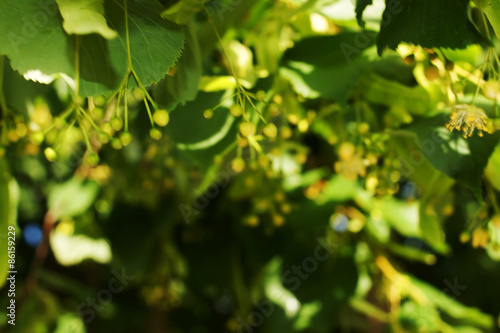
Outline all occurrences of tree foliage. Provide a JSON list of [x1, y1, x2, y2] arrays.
[[1, 0, 500, 332]]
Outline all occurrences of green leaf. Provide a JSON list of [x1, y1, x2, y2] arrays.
[[15, 288, 59, 333], [386, 241, 436, 264], [50, 230, 112, 266], [161, 0, 207, 25], [167, 90, 239, 173], [262, 257, 301, 316], [102, 0, 184, 90], [399, 300, 440, 331], [0, 0, 184, 97], [283, 168, 329, 192], [473, 0, 500, 42], [355, 0, 373, 28], [0, 0, 73, 82], [452, 327, 484, 333], [486, 221, 500, 260], [380, 197, 420, 237], [2, 58, 52, 116], [169, 91, 236, 149], [315, 175, 358, 203], [486, 142, 500, 191], [358, 73, 432, 116], [48, 177, 100, 220], [80, 0, 186, 96], [225, 40, 258, 89], [418, 170, 453, 251], [53, 313, 86, 333], [155, 23, 202, 110], [406, 114, 500, 201], [0, 158, 19, 290], [366, 217, 391, 243], [55, 0, 118, 39], [410, 276, 494, 329], [391, 133, 453, 253], [441, 45, 483, 65], [280, 33, 377, 107], [377, 0, 488, 54], [77, 34, 119, 95]]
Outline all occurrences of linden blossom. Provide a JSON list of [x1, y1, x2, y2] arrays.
[[445, 103, 489, 138]]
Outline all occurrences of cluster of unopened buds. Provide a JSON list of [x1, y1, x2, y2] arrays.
[[445, 103, 489, 138]]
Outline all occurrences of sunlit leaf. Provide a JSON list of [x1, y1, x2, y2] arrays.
[[50, 230, 112, 266], [56, 0, 118, 39], [53, 313, 86, 333], [48, 177, 99, 220], [0, 0, 184, 97]]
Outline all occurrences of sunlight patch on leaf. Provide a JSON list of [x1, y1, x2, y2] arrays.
[[50, 230, 112, 266], [263, 257, 301, 317]]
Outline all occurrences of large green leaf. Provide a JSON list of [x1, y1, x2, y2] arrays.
[[473, 0, 500, 41], [280, 33, 377, 107], [55, 0, 117, 39], [0, 0, 73, 82], [0, 0, 184, 97], [102, 0, 184, 90], [406, 114, 500, 201], [377, 0, 488, 54], [167, 90, 239, 175], [154, 23, 202, 110]]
